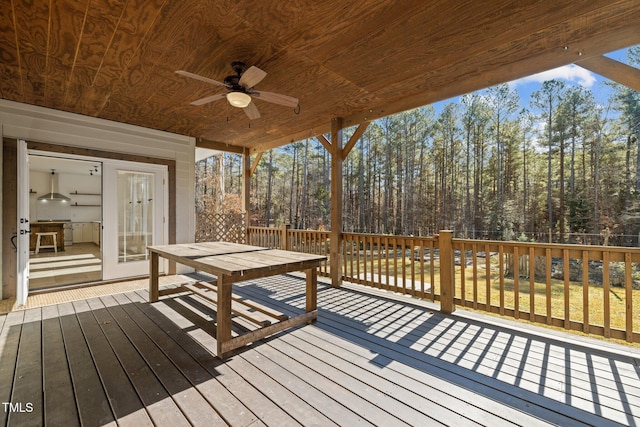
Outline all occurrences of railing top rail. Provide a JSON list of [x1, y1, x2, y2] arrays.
[[343, 232, 436, 241], [288, 229, 330, 235], [453, 238, 640, 254]]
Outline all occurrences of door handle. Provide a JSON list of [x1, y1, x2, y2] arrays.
[[11, 234, 17, 250]]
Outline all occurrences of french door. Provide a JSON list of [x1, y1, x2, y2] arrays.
[[102, 161, 167, 280], [17, 140, 30, 305]]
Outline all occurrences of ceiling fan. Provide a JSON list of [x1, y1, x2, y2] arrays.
[[176, 61, 299, 120]]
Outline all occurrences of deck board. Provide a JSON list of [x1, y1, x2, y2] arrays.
[[8, 309, 43, 426], [41, 305, 79, 427], [86, 296, 190, 426], [322, 291, 640, 418], [108, 292, 260, 427], [58, 301, 118, 427], [1, 274, 639, 426], [73, 299, 153, 427], [0, 311, 24, 427]]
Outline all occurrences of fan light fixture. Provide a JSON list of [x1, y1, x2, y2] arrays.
[[226, 91, 251, 108]]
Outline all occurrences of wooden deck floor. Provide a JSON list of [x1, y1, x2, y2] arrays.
[[1, 274, 639, 426]]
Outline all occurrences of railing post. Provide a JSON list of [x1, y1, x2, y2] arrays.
[[281, 223, 290, 250], [439, 230, 455, 314]]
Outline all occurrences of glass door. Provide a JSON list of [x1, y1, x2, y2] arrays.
[[102, 161, 167, 280]]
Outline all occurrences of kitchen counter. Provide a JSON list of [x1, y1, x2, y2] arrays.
[[30, 222, 65, 252]]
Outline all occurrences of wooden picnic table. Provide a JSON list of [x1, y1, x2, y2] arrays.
[[148, 242, 327, 359]]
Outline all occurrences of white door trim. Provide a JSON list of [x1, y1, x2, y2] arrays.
[[17, 139, 30, 305]]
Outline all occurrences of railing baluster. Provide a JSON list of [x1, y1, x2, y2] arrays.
[[377, 235, 383, 290], [546, 248, 552, 324], [371, 235, 377, 290], [400, 237, 406, 294], [485, 244, 491, 312], [582, 250, 589, 333], [429, 240, 435, 302], [420, 242, 425, 298], [529, 247, 535, 322], [603, 251, 610, 338], [362, 235, 368, 287], [499, 245, 505, 315], [513, 246, 519, 319], [625, 253, 633, 342], [472, 243, 478, 310], [385, 236, 391, 291], [564, 249, 570, 329], [410, 238, 416, 297]]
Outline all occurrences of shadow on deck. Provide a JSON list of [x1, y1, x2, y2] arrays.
[[1, 274, 639, 426]]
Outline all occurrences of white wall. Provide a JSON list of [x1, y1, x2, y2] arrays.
[[1, 99, 196, 280], [30, 171, 102, 222]]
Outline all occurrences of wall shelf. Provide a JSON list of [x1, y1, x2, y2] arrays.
[[72, 191, 101, 196], [71, 202, 101, 207]]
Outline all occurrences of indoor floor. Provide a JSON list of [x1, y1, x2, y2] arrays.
[[29, 243, 102, 290]]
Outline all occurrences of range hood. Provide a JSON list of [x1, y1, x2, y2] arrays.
[[37, 169, 71, 202]]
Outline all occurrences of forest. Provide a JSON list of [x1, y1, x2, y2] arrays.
[[196, 48, 640, 246]]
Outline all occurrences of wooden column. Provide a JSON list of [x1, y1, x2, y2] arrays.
[[242, 150, 251, 242], [330, 118, 344, 287], [281, 223, 290, 250], [439, 230, 456, 314]]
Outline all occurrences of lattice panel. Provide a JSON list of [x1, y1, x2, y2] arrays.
[[196, 212, 246, 244]]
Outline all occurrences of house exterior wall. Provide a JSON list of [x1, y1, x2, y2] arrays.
[[0, 99, 196, 297], [0, 124, 3, 300]]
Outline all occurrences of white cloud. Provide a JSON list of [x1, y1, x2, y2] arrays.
[[509, 64, 597, 88]]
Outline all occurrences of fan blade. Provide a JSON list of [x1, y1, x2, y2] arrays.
[[176, 70, 226, 87], [251, 91, 299, 108], [243, 101, 261, 120], [191, 93, 227, 106], [239, 66, 267, 88]]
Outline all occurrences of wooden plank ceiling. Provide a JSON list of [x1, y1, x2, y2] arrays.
[[1, 0, 640, 154]]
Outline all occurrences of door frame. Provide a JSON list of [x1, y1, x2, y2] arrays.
[[2, 139, 177, 300], [17, 140, 29, 305]]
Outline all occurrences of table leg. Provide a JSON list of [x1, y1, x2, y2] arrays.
[[149, 251, 159, 302], [216, 275, 232, 358], [306, 267, 317, 323]]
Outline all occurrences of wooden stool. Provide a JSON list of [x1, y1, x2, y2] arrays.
[[35, 232, 57, 254]]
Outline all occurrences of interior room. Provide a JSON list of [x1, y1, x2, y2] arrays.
[[28, 155, 102, 290]]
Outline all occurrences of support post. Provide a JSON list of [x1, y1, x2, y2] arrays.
[[330, 118, 344, 287], [439, 230, 455, 314], [242, 150, 251, 243], [281, 223, 290, 250]]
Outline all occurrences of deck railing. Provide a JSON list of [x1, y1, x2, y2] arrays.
[[246, 226, 640, 343]]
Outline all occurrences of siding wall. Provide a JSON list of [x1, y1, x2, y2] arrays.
[[0, 100, 196, 296]]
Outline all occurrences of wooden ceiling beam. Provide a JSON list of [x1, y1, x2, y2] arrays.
[[576, 55, 640, 92], [316, 134, 332, 152], [196, 138, 245, 154], [342, 26, 640, 128], [249, 151, 263, 177], [249, 124, 331, 154], [342, 122, 369, 160]]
